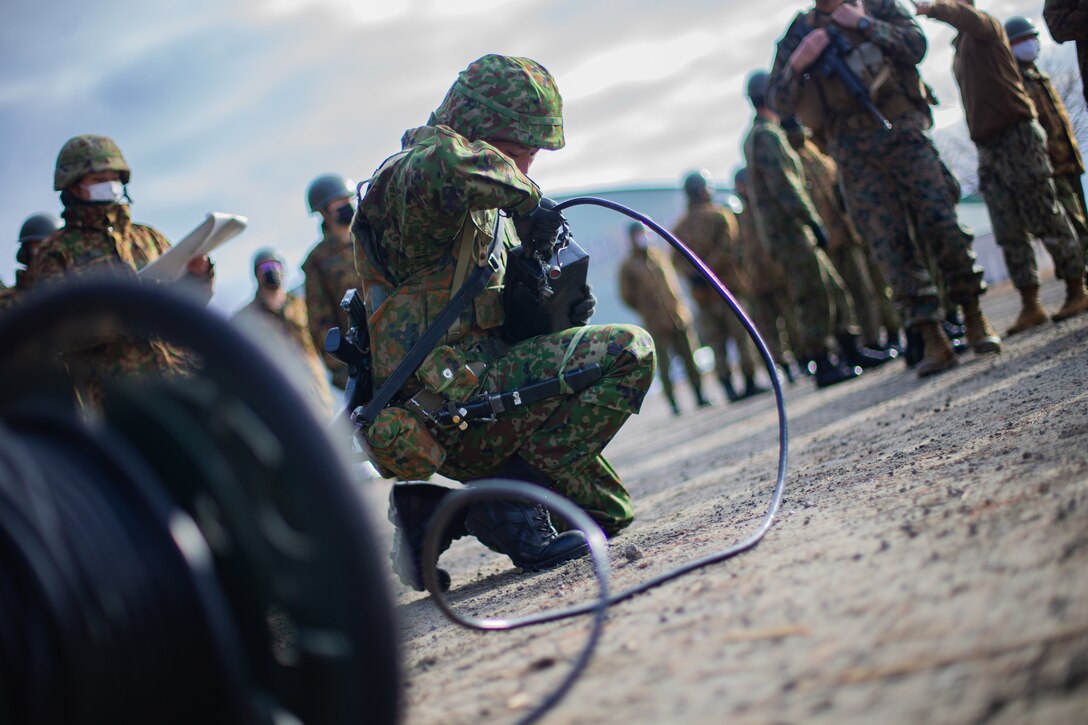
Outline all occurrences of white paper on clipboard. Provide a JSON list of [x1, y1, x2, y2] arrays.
[[138, 212, 248, 282]]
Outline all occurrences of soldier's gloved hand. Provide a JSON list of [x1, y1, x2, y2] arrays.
[[569, 284, 596, 326], [810, 224, 830, 250], [514, 197, 566, 255]]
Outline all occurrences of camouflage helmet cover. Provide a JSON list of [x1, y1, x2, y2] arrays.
[[429, 54, 565, 150], [1004, 15, 1038, 42], [683, 169, 714, 198], [18, 212, 62, 244], [54, 135, 131, 191], [253, 246, 287, 272]]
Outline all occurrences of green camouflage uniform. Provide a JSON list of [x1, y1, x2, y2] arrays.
[[234, 292, 335, 416], [356, 55, 654, 533], [743, 115, 859, 359], [1017, 59, 1088, 259], [768, 0, 987, 327], [302, 227, 359, 389], [735, 198, 798, 365], [618, 245, 701, 409], [28, 203, 212, 407], [795, 137, 886, 345], [672, 200, 760, 380]]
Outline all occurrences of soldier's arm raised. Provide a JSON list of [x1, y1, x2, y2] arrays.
[[865, 0, 927, 64], [1043, 0, 1088, 43], [918, 0, 1003, 42]]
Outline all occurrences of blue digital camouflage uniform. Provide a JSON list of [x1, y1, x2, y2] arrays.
[[355, 55, 654, 533]]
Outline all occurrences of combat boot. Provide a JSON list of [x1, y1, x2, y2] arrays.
[[739, 375, 770, 399], [960, 297, 1001, 354], [811, 351, 862, 389], [694, 384, 713, 408], [902, 328, 923, 368], [836, 332, 897, 369], [1052, 278, 1088, 322], [388, 482, 468, 592], [465, 497, 588, 572], [915, 321, 958, 378], [1006, 286, 1049, 335], [719, 374, 740, 403]]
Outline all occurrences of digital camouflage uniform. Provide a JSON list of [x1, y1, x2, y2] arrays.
[[768, 0, 987, 328], [743, 115, 859, 359], [356, 56, 654, 533], [234, 292, 335, 416], [1017, 59, 1088, 258], [672, 199, 761, 381], [794, 136, 887, 346], [1043, 0, 1088, 105], [927, 0, 1083, 291], [29, 203, 210, 407], [618, 244, 702, 411], [735, 196, 799, 365], [302, 228, 359, 389]]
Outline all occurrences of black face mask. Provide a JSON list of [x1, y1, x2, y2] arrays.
[[335, 203, 355, 227], [260, 266, 283, 290]]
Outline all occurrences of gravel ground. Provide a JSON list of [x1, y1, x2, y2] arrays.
[[358, 274, 1088, 725]]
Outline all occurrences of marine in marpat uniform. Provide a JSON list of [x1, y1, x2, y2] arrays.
[[671, 171, 768, 401], [0, 213, 61, 312], [916, 0, 1088, 333], [27, 134, 214, 407], [743, 71, 892, 388], [233, 247, 335, 417], [302, 173, 360, 390], [768, 0, 1000, 378], [1006, 15, 1088, 297], [618, 221, 710, 415], [354, 55, 655, 590]]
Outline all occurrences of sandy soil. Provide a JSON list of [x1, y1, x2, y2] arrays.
[[359, 274, 1088, 725]]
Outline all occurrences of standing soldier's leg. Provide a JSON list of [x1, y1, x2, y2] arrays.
[[1054, 173, 1088, 259], [696, 305, 738, 402], [831, 243, 884, 348], [724, 307, 767, 396], [651, 328, 680, 414], [818, 227, 893, 369], [672, 325, 709, 407]]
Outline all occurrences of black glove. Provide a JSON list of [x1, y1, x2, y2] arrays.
[[810, 223, 829, 250], [514, 197, 566, 256], [569, 284, 596, 326]]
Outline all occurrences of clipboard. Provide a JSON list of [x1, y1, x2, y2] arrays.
[[138, 212, 248, 282]]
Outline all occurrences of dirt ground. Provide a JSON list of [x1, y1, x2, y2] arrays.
[[359, 274, 1088, 725]]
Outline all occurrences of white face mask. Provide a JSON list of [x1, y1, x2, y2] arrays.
[[1012, 38, 1040, 63], [84, 179, 124, 203]]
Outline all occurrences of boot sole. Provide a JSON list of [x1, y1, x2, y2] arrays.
[[917, 357, 959, 378], [970, 339, 1002, 354]]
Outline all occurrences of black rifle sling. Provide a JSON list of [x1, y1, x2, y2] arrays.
[[356, 213, 504, 428]]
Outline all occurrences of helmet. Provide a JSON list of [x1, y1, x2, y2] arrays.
[[430, 54, 564, 150], [628, 222, 646, 237], [307, 174, 355, 214], [746, 70, 769, 104], [18, 213, 62, 244], [253, 247, 287, 272], [683, 169, 714, 199], [1004, 15, 1038, 42], [54, 135, 131, 191], [733, 167, 748, 190]]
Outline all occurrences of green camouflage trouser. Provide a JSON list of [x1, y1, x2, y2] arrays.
[[647, 323, 702, 410], [831, 114, 986, 327], [830, 243, 883, 346], [1054, 173, 1088, 262], [436, 324, 655, 534], [695, 298, 759, 380], [979, 119, 1083, 289], [747, 289, 798, 366]]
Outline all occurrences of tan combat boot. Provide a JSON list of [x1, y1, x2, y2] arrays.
[[916, 321, 958, 378], [961, 297, 1002, 354], [1006, 286, 1049, 336], [1052, 278, 1088, 322]]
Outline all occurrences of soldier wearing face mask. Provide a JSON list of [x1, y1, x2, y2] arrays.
[[26, 134, 215, 407], [301, 174, 361, 390], [0, 213, 62, 312], [1006, 15, 1087, 286], [234, 248, 334, 415]]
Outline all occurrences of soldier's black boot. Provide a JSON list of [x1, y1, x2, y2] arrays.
[[836, 332, 897, 370], [903, 328, 923, 368], [694, 384, 713, 408], [739, 375, 770, 399], [777, 361, 797, 384], [388, 482, 468, 592], [811, 351, 861, 389], [719, 374, 740, 403], [465, 496, 589, 572]]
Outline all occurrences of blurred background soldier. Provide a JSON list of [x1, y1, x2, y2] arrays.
[[302, 173, 358, 390], [743, 71, 892, 388], [0, 212, 61, 311], [619, 221, 710, 415], [782, 116, 900, 354], [1043, 0, 1088, 105], [917, 1, 1088, 333], [233, 247, 335, 416], [1006, 15, 1087, 285], [733, 167, 801, 383], [768, 0, 1000, 378], [672, 170, 767, 402], [27, 134, 214, 407]]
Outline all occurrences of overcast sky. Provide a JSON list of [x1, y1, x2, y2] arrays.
[[0, 0, 1048, 311]]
